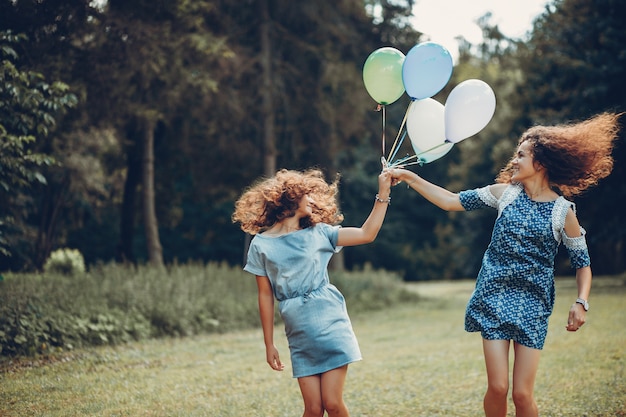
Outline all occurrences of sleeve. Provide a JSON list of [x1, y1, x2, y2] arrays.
[[243, 238, 267, 276], [562, 227, 591, 269], [318, 223, 342, 253], [459, 186, 498, 211]]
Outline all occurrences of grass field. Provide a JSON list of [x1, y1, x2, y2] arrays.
[[1, 277, 624, 416]]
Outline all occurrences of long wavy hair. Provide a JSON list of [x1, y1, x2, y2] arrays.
[[232, 168, 344, 234], [496, 112, 622, 197]]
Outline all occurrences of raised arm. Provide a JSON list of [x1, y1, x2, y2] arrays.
[[337, 170, 392, 247], [391, 168, 464, 212]]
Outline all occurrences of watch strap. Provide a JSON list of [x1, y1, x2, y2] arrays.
[[575, 297, 589, 311]]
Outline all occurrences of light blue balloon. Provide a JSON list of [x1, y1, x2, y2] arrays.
[[402, 42, 453, 100]]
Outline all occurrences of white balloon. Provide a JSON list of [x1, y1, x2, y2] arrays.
[[444, 79, 496, 143], [406, 98, 454, 163]]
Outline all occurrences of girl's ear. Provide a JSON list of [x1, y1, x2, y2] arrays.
[[534, 160, 546, 173]]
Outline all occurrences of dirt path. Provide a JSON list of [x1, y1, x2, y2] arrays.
[[406, 275, 626, 299], [406, 279, 476, 299]]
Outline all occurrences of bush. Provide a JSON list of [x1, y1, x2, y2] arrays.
[[332, 263, 419, 313], [0, 262, 419, 358], [43, 248, 86, 276]]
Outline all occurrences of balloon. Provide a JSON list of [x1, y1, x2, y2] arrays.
[[402, 42, 453, 100], [406, 98, 454, 163], [444, 79, 496, 143], [362, 47, 406, 105]]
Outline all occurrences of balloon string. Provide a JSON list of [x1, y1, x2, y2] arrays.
[[388, 131, 406, 164], [389, 154, 417, 167], [388, 142, 450, 167], [394, 159, 425, 168], [416, 142, 449, 156], [385, 102, 410, 163], [381, 105, 386, 158]]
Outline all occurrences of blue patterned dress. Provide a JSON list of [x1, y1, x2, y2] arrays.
[[459, 184, 590, 349], [244, 223, 362, 378]]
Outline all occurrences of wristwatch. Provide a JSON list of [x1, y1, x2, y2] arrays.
[[575, 298, 589, 311]]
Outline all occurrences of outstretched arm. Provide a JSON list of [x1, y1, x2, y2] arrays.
[[337, 170, 392, 247], [256, 276, 284, 371], [391, 168, 464, 212]]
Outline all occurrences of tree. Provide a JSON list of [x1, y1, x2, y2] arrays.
[[0, 31, 77, 265], [77, 0, 228, 266]]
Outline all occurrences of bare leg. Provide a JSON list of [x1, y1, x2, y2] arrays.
[[321, 365, 350, 417], [298, 374, 324, 417], [512, 342, 540, 417], [482, 339, 511, 417]]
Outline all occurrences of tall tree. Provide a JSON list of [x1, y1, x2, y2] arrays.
[[259, 0, 276, 177], [78, 0, 228, 266]]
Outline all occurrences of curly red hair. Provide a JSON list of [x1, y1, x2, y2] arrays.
[[497, 112, 622, 197], [232, 168, 344, 234]]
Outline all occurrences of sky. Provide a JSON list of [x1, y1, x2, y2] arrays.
[[411, 0, 551, 62]]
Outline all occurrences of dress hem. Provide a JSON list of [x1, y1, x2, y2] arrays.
[[291, 357, 362, 378]]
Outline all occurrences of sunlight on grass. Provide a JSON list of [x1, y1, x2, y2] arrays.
[[1, 277, 624, 416]]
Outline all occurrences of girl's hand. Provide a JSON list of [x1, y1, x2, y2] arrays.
[[378, 169, 392, 196], [565, 303, 586, 332], [266, 345, 284, 371], [390, 168, 414, 186]]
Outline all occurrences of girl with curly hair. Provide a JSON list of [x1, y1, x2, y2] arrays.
[[390, 112, 621, 417], [232, 167, 392, 417]]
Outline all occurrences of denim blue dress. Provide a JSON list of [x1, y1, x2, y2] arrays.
[[459, 184, 590, 349], [244, 223, 362, 378]]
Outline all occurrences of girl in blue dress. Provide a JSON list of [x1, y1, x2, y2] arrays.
[[232, 167, 392, 417], [391, 112, 621, 417]]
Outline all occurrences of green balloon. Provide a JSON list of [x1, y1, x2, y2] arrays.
[[363, 47, 406, 105]]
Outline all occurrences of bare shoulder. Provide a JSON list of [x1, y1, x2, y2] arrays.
[[563, 207, 582, 237], [487, 183, 508, 199]]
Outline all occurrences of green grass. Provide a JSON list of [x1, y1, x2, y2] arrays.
[[1, 276, 624, 416]]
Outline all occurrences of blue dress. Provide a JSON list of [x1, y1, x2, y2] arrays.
[[459, 184, 590, 349], [244, 223, 362, 378]]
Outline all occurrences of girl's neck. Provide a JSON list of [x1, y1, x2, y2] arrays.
[[523, 179, 554, 201], [265, 218, 301, 236]]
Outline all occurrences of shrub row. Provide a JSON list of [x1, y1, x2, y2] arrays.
[[0, 262, 418, 358]]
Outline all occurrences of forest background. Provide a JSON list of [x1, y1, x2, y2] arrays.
[[1, 0, 625, 281]]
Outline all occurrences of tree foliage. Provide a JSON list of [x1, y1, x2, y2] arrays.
[[0, 0, 624, 279], [0, 31, 77, 260]]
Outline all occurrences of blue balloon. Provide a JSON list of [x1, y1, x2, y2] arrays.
[[402, 42, 453, 100]]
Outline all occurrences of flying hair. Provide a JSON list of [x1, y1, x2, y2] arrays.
[[497, 112, 622, 197], [232, 168, 344, 234]]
